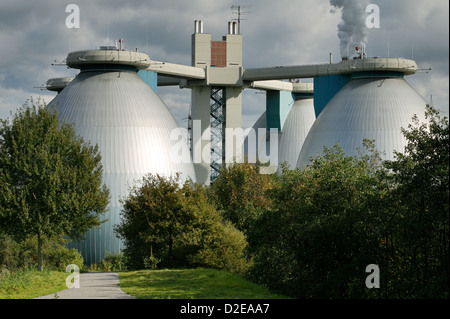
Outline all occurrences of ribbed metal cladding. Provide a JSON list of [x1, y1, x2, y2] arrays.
[[244, 111, 267, 164], [245, 98, 315, 169], [278, 98, 315, 168], [48, 69, 196, 265], [297, 76, 428, 168]]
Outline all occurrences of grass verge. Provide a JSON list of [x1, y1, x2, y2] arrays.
[[118, 268, 288, 299], [0, 269, 68, 299]]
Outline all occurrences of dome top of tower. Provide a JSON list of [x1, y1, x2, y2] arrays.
[[66, 40, 151, 70]]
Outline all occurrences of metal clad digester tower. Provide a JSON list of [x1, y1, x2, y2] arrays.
[[297, 59, 429, 168], [277, 89, 316, 169], [47, 46, 196, 265], [191, 20, 243, 184], [245, 82, 316, 170]]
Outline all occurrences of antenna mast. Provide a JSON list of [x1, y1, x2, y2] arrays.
[[231, 5, 251, 34]]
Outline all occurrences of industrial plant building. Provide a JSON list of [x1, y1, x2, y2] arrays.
[[47, 48, 196, 264], [47, 20, 428, 265]]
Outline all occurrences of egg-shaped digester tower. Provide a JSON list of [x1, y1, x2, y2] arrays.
[[297, 73, 428, 168], [48, 48, 196, 265], [278, 97, 316, 168], [245, 96, 315, 170]]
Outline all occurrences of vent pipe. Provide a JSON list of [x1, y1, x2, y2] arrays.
[[194, 20, 204, 34], [228, 21, 239, 34]]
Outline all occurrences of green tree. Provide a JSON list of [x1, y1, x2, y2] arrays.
[[116, 173, 250, 272], [0, 234, 85, 272], [208, 161, 274, 234], [247, 106, 449, 299], [247, 143, 385, 298], [384, 105, 449, 298], [183, 181, 251, 274], [115, 173, 191, 268], [0, 99, 109, 271]]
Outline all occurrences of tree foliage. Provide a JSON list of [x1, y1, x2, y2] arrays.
[[115, 173, 250, 273], [0, 99, 109, 270], [208, 161, 274, 234], [1, 98, 447, 299], [246, 106, 449, 299], [0, 234, 85, 272], [383, 105, 449, 297], [248, 143, 384, 298]]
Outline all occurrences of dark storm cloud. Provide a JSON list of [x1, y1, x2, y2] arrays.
[[0, 0, 448, 123]]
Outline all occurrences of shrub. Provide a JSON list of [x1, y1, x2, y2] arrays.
[[208, 162, 274, 234], [0, 234, 36, 272], [116, 174, 252, 273], [0, 234, 84, 272], [88, 253, 128, 272], [190, 221, 252, 275], [247, 144, 385, 298], [44, 243, 85, 271], [143, 255, 161, 270]]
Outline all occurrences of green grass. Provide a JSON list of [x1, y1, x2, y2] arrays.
[[0, 269, 68, 299], [0, 267, 288, 299], [118, 268, 288, 299]]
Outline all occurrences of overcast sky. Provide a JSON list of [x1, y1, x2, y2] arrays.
[[0, 0, 448, 128]]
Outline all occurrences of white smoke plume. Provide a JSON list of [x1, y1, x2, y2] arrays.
[[330, 0, 370, 59]]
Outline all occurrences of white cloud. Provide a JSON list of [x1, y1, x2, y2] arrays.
[[0, 85, 57, 120], [158, 88, 192, 127]]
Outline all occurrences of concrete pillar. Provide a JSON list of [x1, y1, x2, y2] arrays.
[[224, 33, 243, 166], [191, 29, 212, 185], [191, 86, 211, 185], [224, 87, 243, 165]]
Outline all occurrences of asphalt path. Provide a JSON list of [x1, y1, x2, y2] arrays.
[[34, 272, 136, 299]]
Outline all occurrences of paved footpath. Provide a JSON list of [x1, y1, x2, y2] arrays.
[[35, 272, 136, 299]]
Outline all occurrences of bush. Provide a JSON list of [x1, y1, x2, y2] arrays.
[[208, 162, 274, 234], [44, 243, 85, 271], [88, 253, 128, 272], [246, 107, 449, 299], [0, 234, 37, 272], [0, 234, 84, 272], [247, 144, 385, 298], [143, 255, 161, 270], [116, 174, 252, 273], [190, 221, 252, 275]]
